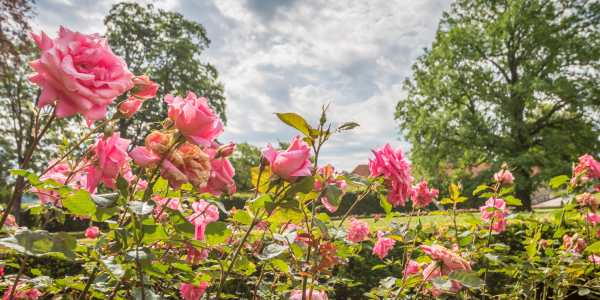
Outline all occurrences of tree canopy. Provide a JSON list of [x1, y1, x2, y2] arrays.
[[396, 0, 600, 209], [104, 2, 226, 143]]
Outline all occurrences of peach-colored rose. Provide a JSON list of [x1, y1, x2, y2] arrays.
[[29, 26, 133, 122], [131, 75, 158, 99]]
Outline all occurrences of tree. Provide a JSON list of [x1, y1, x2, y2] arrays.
[[104, 2, 226, 143], [396, 0, 600, 210], [0, 0, 34, 75], [230, 143, 262, 192]]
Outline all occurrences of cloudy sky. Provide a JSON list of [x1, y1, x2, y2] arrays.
[[33, 0, 452, 171]]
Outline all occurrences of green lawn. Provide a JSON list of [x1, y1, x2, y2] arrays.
[[346, 208, 559, 231]]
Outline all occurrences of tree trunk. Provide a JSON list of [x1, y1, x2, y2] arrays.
[[514, 166, 533, 211]]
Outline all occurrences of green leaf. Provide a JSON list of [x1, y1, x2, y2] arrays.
[[233, 210, 253, 225], [0, 229, 76, 260], [275, 112, 312, 137], [499, 186, 514, 196], [585, 241, 600, 253], [286, 176, 315, 197], [257, 243, 288, 260], [504, 195, 522, 206], [128, 201, 154, 216], [101, 257, 125, 279], [472, 185, 489, 196], [337, 121, 360, 132], [323, 184, 343, 207], [142, 224, 169, 243], [271, 259, 289, 273], [549, 175, 569, 189], [448, 271, 484, 288], [91, 193, 118, 208], [249, 194, 273, 214], [63, 190, 96, 217], [379, 195, 392, 216], [204, 221, 231, 246]]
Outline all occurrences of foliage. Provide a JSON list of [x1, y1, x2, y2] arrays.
[[230, 143, 262, 193], [396, 0, 600, 210]]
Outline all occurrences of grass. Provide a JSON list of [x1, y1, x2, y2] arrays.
[[346, 208, 559, 231]]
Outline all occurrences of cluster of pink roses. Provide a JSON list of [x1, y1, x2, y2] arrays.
[[372, 231, 397, 259], [572, 154, 600, 186], [130, 92, 235, 195], [346, 218, 370, 243], [369, 144, 439, 208], [419, 244, 472, 296]]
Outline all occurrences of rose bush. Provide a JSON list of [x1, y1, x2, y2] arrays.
[[0, 25, 599, 300]]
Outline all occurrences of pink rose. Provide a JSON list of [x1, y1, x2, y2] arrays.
[[479, 198, 509, 233], [403, 260, 420, 278], [179, 282, 208, 300], [203, 157, 236, 196], [131, 75, 158, 99], [314, 164, 347, 213], [419, 244, 472, 274], [347, 218, 369, 243], [576, 193, 598, 212], [262, 136, 312, 182], [86, 133, 131, 192], [563, 234, 587, 254], [289, 290, 328, 300], [85, 226, 100, 239], [152, 196, 182, 222], [411, 180, 438, 208], [2, 285, 42, 300], [586, 212, 600, 226], [493, 169, 514, 185], [130, 133, 212, 190], [372, 231, 396, 259], [215, 142, 236, 158], [186, 245, 209, 265], [5, 215, 17, 227], [188, 200, 220, 241], [369, 144, 413, 206], [29, 26, 133, 122], [572, 154, 600, 184], [32, 160, 86, 206], [589, 254, 600, 265], [165, 92, 223, 146], [118, 96, 143, 118]]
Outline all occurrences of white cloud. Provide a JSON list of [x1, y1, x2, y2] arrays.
[[33, 0, 451, 170]]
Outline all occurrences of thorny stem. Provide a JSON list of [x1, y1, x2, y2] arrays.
[[9, 258, 27, 300], [78, 265, 98, 300], [337, 183, 374, 229]]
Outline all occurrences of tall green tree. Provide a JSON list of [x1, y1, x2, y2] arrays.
[[104, 2, 226, 143], [396, 0, 600, 210], [230, 143, 262, 192]]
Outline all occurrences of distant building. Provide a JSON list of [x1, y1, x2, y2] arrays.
[[351, 164, 369, 177]]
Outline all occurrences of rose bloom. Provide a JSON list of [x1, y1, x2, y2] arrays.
[[2, 285, 42, 300], [576, 193, 598, 212], [202, 154, 236, 196], [289, 290, 328, 300], [29, 26, 133, 122], [215, 142, 236, 158], [166, 92, 223, 146], [118, 96, 143, 118], [369, 144, 413, 206], [32, 160, 86, 206], [130, 134, 212, 190], [493, 169, 514, 185], [314, 164, 347, 212], [262, 136, 312, 182], [86, 133, 131, 192], [5, 215, 17, 227], [411, 180, 439, 208], [186, 245, 209, 265], [85, 226, 100, 239], [479, 198, 509, 233], [403, 260, 421, 278], [563, 234, 586, 254], [188, 200, 220, 241], [179, 282, 208, 300], [419, 244, 471, 274], [586, 213, 600, 226], [373, 231, 396, 259], [589, 254, 600, 265], [131, 75, 158, 99], [152, 196, 183, 222], [572, 154, 600, 184], [347, 218, 369, 243]]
